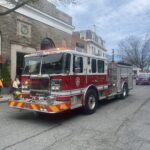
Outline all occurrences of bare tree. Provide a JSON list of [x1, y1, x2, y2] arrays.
[[0, 0, 77, 16], [118, 35, 150, 71]]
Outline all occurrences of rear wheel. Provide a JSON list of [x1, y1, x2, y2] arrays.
[[83, 89, 98, 114], [120, 84, 128, 99]]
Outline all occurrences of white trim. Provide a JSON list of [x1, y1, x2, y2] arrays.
[[51, 90, 83, 96], [97, 86, 103, 90], [0, 1, 74, 34], [25, 49, 107, 60], [51, 85, 108, 96], [103, 85, 108, 89]]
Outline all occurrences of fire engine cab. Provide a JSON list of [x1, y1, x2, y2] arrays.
[[8, 48, 133, 114]]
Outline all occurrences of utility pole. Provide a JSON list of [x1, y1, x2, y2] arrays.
[[112, 49, 114, 62], [93, 24, 96, 33]]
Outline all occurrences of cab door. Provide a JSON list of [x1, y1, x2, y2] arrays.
[[70, 55, 86, 90]]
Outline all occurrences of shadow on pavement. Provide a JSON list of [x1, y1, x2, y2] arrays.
[[7, 94, 133, 126]]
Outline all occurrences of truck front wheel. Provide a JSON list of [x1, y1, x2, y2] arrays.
[[83, 89, 98, 114]]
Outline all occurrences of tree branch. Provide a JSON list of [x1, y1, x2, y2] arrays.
[[118, 35, 150, 70], [0, 0, 35, 16]]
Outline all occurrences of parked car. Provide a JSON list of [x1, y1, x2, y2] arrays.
[[136, 74, 150, 85]]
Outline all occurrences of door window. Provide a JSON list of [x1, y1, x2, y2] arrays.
[[73, 55, 83, 73]]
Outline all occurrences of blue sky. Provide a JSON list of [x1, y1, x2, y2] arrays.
[[49, 0, 150, 54]]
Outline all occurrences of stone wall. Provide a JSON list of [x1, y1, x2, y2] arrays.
[[0, 7, 71, 60], [0, 0, 73, 79]]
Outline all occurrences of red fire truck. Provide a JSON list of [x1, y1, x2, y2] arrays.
[[8, 48, 133, 114]]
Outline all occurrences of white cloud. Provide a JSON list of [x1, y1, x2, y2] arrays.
[[53, 0, 150, 53]]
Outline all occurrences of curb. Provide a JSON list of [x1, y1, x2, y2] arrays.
[[0, 99, 9, 103], [0, 95, 12, 103]]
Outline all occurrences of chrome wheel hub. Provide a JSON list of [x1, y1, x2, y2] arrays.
[[88, 95, 96, 110], [123, 88, 126, 97]]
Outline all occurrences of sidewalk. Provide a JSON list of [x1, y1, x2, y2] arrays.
[[0, 87, 12, 103], [0, 94, 12, 103]]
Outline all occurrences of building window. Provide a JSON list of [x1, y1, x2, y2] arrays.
[[41, 38, 55, 50], [86, 30, 92, 39], [92, 46, 96, 55], [80, 32, 85, 39], [75, 42, 84, 53], [103, 52, 105, 57], [98, 50, 102, 56], [99, 51, 102, 56]]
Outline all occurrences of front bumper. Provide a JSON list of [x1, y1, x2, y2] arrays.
[[8, 99, 71, 114]]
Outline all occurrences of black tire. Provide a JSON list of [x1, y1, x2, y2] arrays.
[[83, 89, 98, 114], [120, 84, 128, 99]]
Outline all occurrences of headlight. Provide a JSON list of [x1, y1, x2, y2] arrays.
[[22, 80, 30, 90], [51, 79, 62, 91]]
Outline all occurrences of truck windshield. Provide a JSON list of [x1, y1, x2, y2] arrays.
[[23, 53, 70, 75], [23, 56, 41, 74]]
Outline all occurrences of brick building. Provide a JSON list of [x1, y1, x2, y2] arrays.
[[74, 30, 107, 58], [0, 0, 74, 80], [71, 32, 87, 53]]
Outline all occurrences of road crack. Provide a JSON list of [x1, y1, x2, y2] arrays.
[[44, 130, 73, 150], [115, 97, 150, 136], [2, 123, 61, 150], [113, 97, 150, 149]]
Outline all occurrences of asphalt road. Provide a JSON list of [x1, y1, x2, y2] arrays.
[[0, 85, 150, 150]]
